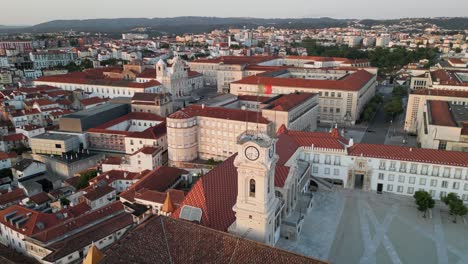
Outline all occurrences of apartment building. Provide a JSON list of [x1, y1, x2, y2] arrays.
[[29, 51, 77, 69]]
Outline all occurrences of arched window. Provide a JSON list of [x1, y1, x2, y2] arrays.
[[249, 179, 256, 197]]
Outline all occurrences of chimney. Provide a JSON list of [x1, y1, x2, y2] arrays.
[[348, 137, 354, 148], [201, 104, 205, 109]]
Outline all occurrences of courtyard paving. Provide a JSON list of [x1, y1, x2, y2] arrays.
[[276, 189, 468, 264]]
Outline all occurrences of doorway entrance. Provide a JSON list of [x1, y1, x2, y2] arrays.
[[377, 183, 383, 193], [354, 174, 364, 189]]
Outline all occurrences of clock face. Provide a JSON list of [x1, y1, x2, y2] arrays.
[[245, 146, 260, 161]]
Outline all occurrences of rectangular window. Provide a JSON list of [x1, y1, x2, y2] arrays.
[[399, 162, 407, 173], [440, 191, 447, 198], [419, 178, 426, 185], [379, 161, 386, 170], [464, 183, 468, 191], [421, 165, 428, 175], [325, 168, 330, 175], [454, 169, 462, 179], [430, 179, 437, 187], [387, 184, 393, 191], [453, 182, 459, 190], [441, 181, 448, 188], [312, 166, 318, 174], [443, 168, 450, 178], [378, 173, 384, 180], [409, 176, 416, 184], [388, 174, 395, 181], [397, 186, 403, 193], [432, 166, 439, 176], [334, 168, 340, 176], [389, 162, 396, 171], [407, 187, 414, 194], [429, 190, 436, 197], [398, 175, 405, 183]]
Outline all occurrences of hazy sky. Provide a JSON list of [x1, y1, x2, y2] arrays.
[[2, 0, 467, 25]]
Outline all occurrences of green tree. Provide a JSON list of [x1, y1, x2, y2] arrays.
[[448, 198, 468, 223], [76, 169, 98, 189], [414, 190, 435, 218], [442, 192, 459, 207], [392, 86, 408, 97], [454, 47, 462, 53], [383, 97, 403, 117]]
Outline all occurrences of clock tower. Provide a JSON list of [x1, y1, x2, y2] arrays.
[[229, 132, 280, 245]]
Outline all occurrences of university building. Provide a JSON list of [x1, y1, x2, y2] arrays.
[[230, 68, 377, 124], [172, 125, 468, 247]]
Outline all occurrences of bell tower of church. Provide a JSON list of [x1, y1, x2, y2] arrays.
[[229, 133, 280, 246]]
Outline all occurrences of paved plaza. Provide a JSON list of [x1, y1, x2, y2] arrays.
[[277, 189, 468, 264]]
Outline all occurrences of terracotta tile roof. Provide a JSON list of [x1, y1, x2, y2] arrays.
[[0, 188, 27, 206], [169, 105, 270, 124], [102, 216, 327, 264], [82, 185, 115, 201], [57, 202, 91, 218], [89, 170, 142, 186], [2, 133, 27, 142], [428, 100, 457, 127], [285, 129, 348, 150], [348, 144, 468, 167], [411, 88, 468, 98], [126, 121, 167, 140], [56, 98, 73, 106], [172, 155, 238, 231], [263, 92, 317, 111], [232, 69, 374, 92], [79, 97, 108, 106], [132, 92, 169, 102], [120, 166, 187, 202], [33, 99, 57, 106], [29, 192, 51, 205], [101, 157, 123, 165], [132, 146, 161, 155], [135, 189, 185, 205], [43, 212, 133, 262], [136, 68, 156, 79], [31, 201, 124, 243], [190, 55, 277, 65], [0, 205, 62, 236], [17, 124, 43, 131], [188, 70, 202, 77], [36, 69, 161, 88]]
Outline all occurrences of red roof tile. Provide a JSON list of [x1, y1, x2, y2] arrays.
[[233, 70, 374, 91], [0, 205, 62, 236], [169, 105, 270, 124], [0, 188, 27, 206], [348, 144, 468, 167], [120, 166, 187, 202], [428, 100, 457, 127]]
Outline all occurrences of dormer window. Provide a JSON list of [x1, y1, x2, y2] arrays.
[[249, 179, 256, 197]]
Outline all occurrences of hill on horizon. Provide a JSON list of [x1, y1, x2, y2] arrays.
[[1, 16, 467, 34]]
